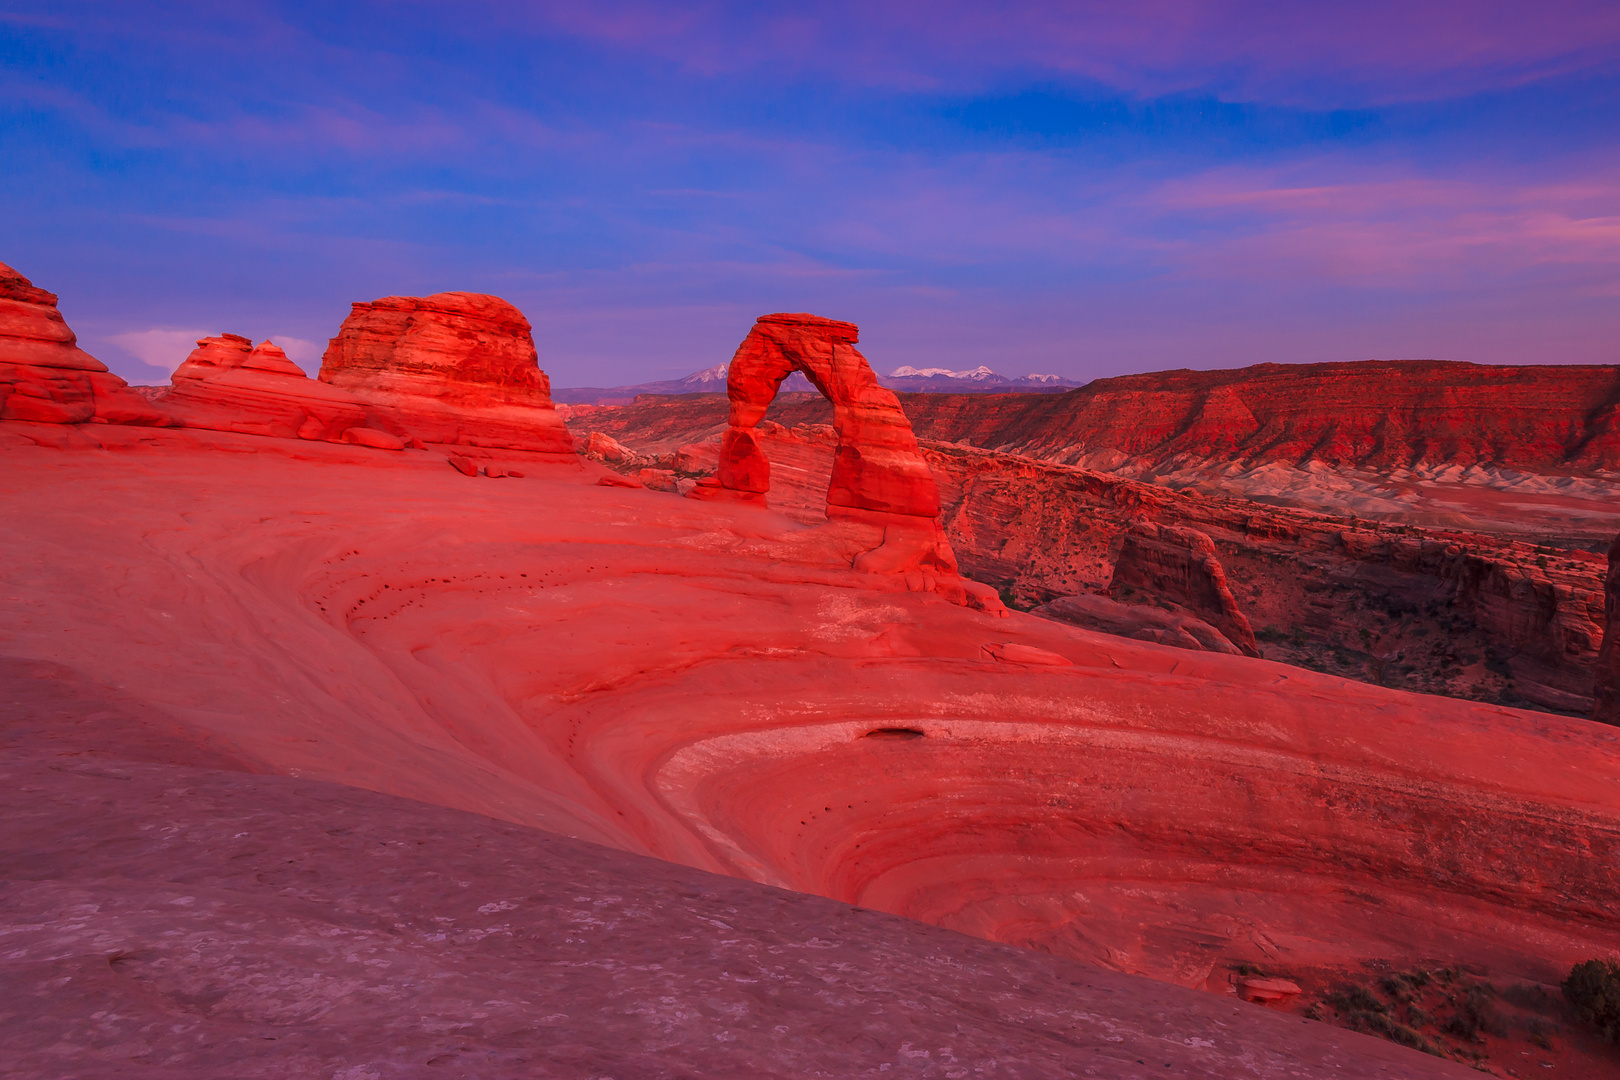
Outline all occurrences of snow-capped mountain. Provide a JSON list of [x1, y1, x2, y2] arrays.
[[554, 361, 1075, 404], [882, 365, 1079, 392]]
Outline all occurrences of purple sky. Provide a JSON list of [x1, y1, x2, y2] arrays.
[[3, 1, 1618, 386]]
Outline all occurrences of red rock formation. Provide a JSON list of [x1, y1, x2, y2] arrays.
[[693, 314, 940, 519], [0, 260, 169, 426], [1595, 533, 1620, 725], [158, 334, 372, 440], [318, 292, 572, 454], [7, 423, 1620, 1077], [889, 360, 1620, 473], [689, 314, 998, 609], [1109, 522, 1260, 656]]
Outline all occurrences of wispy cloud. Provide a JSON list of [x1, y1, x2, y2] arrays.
[[105, 327, 210, 373]]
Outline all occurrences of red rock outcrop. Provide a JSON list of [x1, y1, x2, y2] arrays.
[[1109, 521, 1260, 656], [1595, 533, 1620, 725], [158, 334, 372, 440], [692, 315, 939, 518], [890, 360, 1620, 473], [318, 292, 572, 454], [690, 314, 996, 606], [0, 260, 169, 426]]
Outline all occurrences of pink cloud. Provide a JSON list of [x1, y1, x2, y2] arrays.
[[510, 0, 1620, 104], [1143, 164, 1620, 286]]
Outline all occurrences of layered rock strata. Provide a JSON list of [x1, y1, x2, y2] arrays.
[[0, 261, 169, 426], [1109, 522, 1261, 656], [1595, 533, 1620, 725], [924, 441, 1606, 711], [890, 360, 1620, 473], [318, 292, 572, 454], [158, 334, 371, 440]]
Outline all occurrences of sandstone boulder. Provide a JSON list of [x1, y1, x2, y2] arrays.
[[160, 334, 370, 440], [0, 260, 170, 426], [318, 292, 572, 454], [1110, 522, 1260, 656], [340, 427, 405, 451]]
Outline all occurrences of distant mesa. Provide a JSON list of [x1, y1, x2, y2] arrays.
[[893, 359, 1620, 475], [0, 259, 170, 427]]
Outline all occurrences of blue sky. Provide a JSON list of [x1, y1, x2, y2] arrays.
[[3, 1, 1618, 386]]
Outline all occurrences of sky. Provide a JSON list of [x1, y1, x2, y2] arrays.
[[3, 1, 1619, 387]]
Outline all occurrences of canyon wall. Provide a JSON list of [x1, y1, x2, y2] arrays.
[[893, 360, 1620, 474], [1596, 534, 1620, 725]]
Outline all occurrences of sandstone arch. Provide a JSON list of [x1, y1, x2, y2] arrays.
[[689, 313, 1002, 612], [693, 313, 940, 519]]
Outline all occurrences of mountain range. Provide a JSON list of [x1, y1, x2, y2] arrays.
[[552, 362, 1078, 404]]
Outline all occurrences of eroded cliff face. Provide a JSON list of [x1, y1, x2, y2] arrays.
[[0, 260, 169, 427], [1108, 522, 1260, 657], [925, 440, 1607, 713], [318, 292, 572, 453], [894, 360, 1620, 474], [1595, 534, 1620, 725]]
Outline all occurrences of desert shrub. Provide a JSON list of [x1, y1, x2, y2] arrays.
[[1328, 984, 1386, 1015], [1523, 1016, 1559, 1051], [1501, 982, 1558, 1014], [1564, 959, 1620, 1044], [1342, 1009, 1445, 1057], [1445, 984, 1505, 1042], [1380, 971, 1429, 1002]]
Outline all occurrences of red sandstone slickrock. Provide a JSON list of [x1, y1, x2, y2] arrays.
[[0, 261, 169, 426], [318, 291, 572, 454]]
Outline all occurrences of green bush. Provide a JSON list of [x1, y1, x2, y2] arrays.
[[1564, 959, 1620, 1044]]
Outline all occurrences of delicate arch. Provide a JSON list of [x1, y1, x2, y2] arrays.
[[698, 313, 940, 520]]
